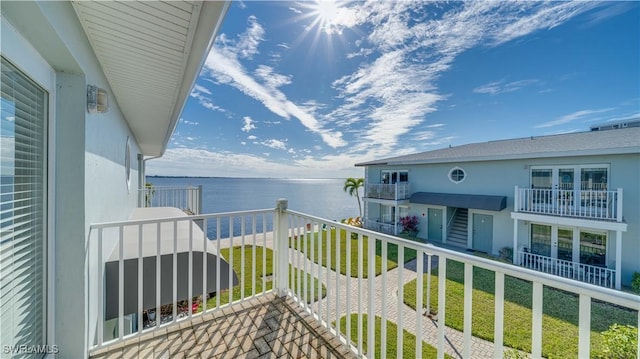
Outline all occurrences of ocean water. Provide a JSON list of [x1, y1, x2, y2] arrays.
[[146, 177, 360, 239]]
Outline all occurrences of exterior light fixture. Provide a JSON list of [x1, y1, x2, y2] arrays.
[[87, 84, 109, 113]]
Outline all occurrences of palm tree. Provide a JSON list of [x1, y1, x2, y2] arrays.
[[343, 177, 364, 218]]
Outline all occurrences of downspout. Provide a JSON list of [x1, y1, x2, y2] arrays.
[[138, 154, 161, 207]]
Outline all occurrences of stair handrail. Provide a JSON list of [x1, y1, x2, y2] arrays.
[[446, 207, 458, 232]]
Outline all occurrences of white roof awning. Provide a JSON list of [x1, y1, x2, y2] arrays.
[[71, 0, 229, 156]]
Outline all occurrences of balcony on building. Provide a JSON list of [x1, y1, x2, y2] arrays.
[[512, 183, 627, 290], [139, 185, 204, 215], [514, 185, 623, 222]]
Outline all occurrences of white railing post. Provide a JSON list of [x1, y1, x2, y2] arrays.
[[494, 272, 505, 358], [531, 281, 543, 358], [616, 188, 623, 222], [514, 186, 519, 212], [197, 185, 203, 215], [512, 220, 519, 265], [275, 199, 289, 297], [615, 231, 622, 290], [578, 294, 591, 358]]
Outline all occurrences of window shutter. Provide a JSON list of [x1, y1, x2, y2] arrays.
[[0, 56, 47, 355]]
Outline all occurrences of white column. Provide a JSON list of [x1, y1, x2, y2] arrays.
[[551, 225, 558, 260], [137, 154, 145, 207], [615, 230, 622, 290], [395, 205, 400, 235], [616, 188, 623, 222], [573, 230, 581, 273], [513, 219, 519, 265]]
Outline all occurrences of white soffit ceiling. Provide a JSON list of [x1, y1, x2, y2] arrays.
[[71, 0, 227, 156]]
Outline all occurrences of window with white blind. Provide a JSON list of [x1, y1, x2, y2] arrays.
[[0, 56, 48, 356]]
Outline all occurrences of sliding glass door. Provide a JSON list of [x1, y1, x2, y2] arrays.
[[530, 223, 607, 267]]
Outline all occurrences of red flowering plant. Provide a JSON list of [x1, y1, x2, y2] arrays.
[[399, 216, 419, 237]]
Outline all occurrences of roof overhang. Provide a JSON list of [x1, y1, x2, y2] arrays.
[[511, 212, 627, 232], [71, 0, 230, 156], [410, 192, 507, 211], [355, 147, 640, 167]]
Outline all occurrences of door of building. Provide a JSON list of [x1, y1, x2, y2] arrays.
[[427, 208, 442, 242], [472, 214, 493, 253]]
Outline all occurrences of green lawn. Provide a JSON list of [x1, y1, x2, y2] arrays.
[[337, 314, 453, 359], [291, 228, 420, 277], [403, 259, 638, 358], [205, 246, 325, 309]]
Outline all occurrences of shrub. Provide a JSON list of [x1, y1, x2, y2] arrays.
[[400, 216, 419, 232], [597, 324, 638, 359], [631, 272, 640, 294], [399, 216, 419, 237]]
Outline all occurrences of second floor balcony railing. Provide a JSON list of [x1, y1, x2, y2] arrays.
[[87, 199, 639, 359], [364, 219, 397, 235], [514, 186, 623, 222], [139, 185, 203, 215], [518, 251, 615, 288], [365, 182, 410, 201]]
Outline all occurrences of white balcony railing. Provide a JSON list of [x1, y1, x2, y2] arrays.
[[87, 199, 639, 359], [514, 186, 623, 222], [364, 219, 397, 235], [365, 182, 410, 201], [518, 251, 615, 288], [139, 185, 203, 215]]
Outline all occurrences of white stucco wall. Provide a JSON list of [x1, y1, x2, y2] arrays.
[[2, 1, 142, 357], [365, 151, 640, 285]]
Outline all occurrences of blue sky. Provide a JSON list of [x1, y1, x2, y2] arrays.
[[147, 1, 640, 178]]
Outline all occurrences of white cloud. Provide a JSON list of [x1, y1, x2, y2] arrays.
[[241, 116, 256, 132], [260, 139, 287, 150], [255, 65, 292, 90], [585, 2, 636, 26], [146, 147, 374, 179], [168, 2, 612, 178], [181, 118, 199, 126], [236, 15, 265, 59], [473, 79, 540, 95], [190, 84, 226, 112], [413, 131, 436, 141], [492, 2, 601, 45], [323, 1, 598, 158], [535, 108, 614, 128], [204, 17, 346, 148], [192, 84, 211, 95]]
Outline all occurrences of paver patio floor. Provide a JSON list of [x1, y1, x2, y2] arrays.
[[90, 294, 357, 359]]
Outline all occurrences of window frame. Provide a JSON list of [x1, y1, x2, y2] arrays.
[[448, 166, 466, 184], [1, 16, 57, 350]]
